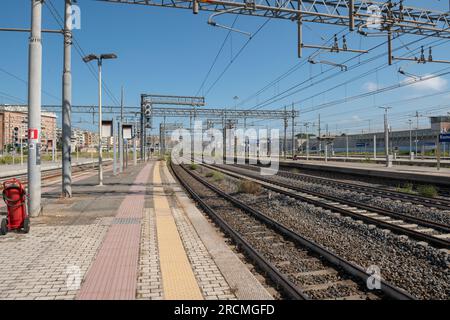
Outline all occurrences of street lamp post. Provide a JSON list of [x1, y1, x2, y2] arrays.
[[304, 122, 311, 160], [83, 53, 117, 186], [408, 119, 413, 160], [379, 106, 392, 167]]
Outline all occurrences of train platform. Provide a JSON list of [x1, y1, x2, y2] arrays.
[[0, 160, 271, 300], [278, 158, 450, 186]]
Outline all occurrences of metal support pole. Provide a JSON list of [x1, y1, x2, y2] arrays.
[[387, 30, 393, 65], [373, 135, 377, 159], [160, 123, 163, 157], [306, 125, 310, 160], [28, 0, 42, 217], [436, 135, 441, 171], [190, 112, 193, 163], [222, 113, 226, 161], [113, 121, 117, 175], [346, 134, 349, 159], [283, 106, 287, 160], [52, 126, 56, 162], [291, 104, 295, 157], [98, 60, 103, 186], [163, 115, 166, 155], [20, 126, 23, 166], [244, 117, 247, 162], [349, 0, 355, 31], [133, 136, 137, 166], [409, 120, 413, 159], [62, 0, 72, 197], [297, 0, 303, 58], [384, 110, 390, 167], [119, 87, 124, 171], [415, 111, 419, 155], [318, 114, 321, 157], [125, 140, 129, 168], [140, 95, 144, 161]]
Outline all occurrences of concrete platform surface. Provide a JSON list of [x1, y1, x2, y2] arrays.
[[0, 160, 271, 300], [278, 159, 450, 186]]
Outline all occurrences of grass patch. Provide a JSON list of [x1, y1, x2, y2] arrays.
[[189, 163, 198, 170], [237, 180, 262, 195], [212, 172, 224, 182], [205, 171, 214, 178], [417, 185, 438, 198], [396, 183, 414, 194], [204, 170, 225, 182]]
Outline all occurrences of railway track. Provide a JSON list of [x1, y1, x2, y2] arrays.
[[0, 161, 110, 191], [170, 162, 415, 300], [256, 164, 450, 210], [208, 164, 450, 250]]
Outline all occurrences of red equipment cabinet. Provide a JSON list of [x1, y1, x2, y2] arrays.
[[1, 178, 30, 235]]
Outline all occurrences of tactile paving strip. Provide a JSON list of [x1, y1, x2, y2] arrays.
[[153, 162, 203, 300]]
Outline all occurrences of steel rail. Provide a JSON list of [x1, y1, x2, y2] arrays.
[[208, 164, 450, 249], [249, 164, 450, 211], [0, 161, 112, 191], [173, 162, 416, 300], [170, 162, 308, 300]]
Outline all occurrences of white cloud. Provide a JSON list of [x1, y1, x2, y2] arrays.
[[406, 75, 448, 92], [362, 81, 379, 92]]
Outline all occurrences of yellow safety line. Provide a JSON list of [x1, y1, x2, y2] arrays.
[[153, 161, 203, 300]]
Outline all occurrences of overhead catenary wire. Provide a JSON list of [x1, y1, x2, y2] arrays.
[[45, 0, 121, 106], [0, 67, 60, 103], [195, 15, 239, 97], [203, 17, 272, 97], [250, 34, 447, 111], [202, 0, 296, 98], [0, 91, 27, 104], [293, 39, 449, 108], [300, 66, 450, 114], [249, 37, 450, 128], [249, 19, 450, 113], [237, 27, 350, 108]]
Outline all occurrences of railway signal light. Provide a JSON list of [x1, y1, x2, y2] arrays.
[[144, 104, 151, 118], [143, 103, 152, 128], [13, 127, 19, 148]]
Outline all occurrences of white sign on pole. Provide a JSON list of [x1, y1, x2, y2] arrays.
[[102, 120, 113, 137], [122, 124, 133, 140]]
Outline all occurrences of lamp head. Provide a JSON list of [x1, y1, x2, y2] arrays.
[[82, 54, 98, 63]]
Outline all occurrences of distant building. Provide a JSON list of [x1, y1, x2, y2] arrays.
[[0, 105, 57, 152], [302, 116, 450, 154], [83, 131, 98, 148]]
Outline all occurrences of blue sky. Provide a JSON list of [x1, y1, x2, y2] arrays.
[[0, 0, 449, 135]]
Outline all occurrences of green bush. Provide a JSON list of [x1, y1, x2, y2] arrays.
[[189, 163, 198, 170], [417, 185, 438, 198]]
